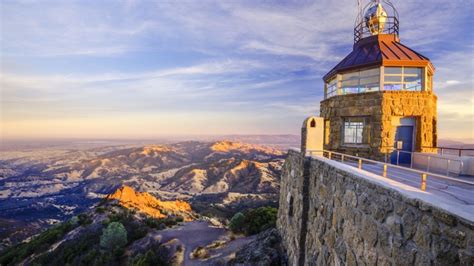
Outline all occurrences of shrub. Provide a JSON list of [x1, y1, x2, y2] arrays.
[[100, 222, 127, 251], [78, 213, 93, 226], [69, 216, 79, 225], [0, 221, 76, 265], [243, 207, 277, 235], [128, 246, 170, 266], [227, 207, 278, 236], [95, 206, 106, 213], [229, 212, 246, 233], [32, 230, 101, 265], [144, 216, 183, 229]]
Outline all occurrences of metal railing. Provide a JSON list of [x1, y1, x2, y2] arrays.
[[385, 149, 464, 177], [438, 147, 474, 157], [354, 16, 399, 43], [304, 149, 474, 191]]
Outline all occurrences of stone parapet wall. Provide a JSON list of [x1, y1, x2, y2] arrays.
[[277, 150, 307, 265], [277, 150, 474, 265], [320, 91, 437, 160]]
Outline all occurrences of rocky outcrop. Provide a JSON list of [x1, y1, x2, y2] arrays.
[[277, 150, 474, 265], [230, 228, 287, 265], [106, 185, 194, 220]]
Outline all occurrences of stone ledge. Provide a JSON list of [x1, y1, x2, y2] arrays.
[[308, 154, 474, 223]]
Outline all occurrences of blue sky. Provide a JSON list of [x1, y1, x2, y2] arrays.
[[1, 0, 473, 140]]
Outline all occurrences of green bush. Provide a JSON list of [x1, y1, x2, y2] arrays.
[[100, 222, 128, 251], [0, 221, 76, 265], [228, 207, 277, 236], [244, 207, 277, 235], [144, 216, 183, 229], [95, 206, 106, 213], [128, 245, 170, 266], [78, 213, 93, 226], [229, 212, 245, 233], [32, 230, 101, 265]]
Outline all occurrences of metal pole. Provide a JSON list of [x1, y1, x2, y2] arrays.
[[410, 152, 414, 168], [459, 149, 462, 157], [421, 173, 427, 191], [446, 160, 450, 176], [328, 152, 332, 160], [341, 154, 345, 163], [383, 164, 387, 177], [358, 159, 362, 169], [396, 150, 400, 165], [427, 156, 431, 172]]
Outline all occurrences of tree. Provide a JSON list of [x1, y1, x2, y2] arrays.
[[100, 222, 128, 251], [229, 212, 246, 233]]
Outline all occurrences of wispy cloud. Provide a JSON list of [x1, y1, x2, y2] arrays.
[[0, 0, 473, 139]]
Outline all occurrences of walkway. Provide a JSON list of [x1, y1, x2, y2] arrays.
[[327, 156, 474, 206]]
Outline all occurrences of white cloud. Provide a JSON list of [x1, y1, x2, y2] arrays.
[[0, 0, 473, 139]]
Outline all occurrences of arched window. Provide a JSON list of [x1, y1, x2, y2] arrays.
[[310, 119, 316, 128]]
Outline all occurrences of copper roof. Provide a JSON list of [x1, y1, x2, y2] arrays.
[[323, 34, 434, 82]]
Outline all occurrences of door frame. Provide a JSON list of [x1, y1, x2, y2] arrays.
[[391, 116, 417, 152]]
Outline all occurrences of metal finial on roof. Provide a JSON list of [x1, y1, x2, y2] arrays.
[[365, 3, 388, 35], [354, 0, 399, 43]]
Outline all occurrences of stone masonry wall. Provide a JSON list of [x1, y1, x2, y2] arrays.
[[320, 91, 437, 160], [277, 150, 308, 265], [277, 150, 474, 265]]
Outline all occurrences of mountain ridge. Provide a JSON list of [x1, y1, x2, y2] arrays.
[[0, 140, 285, 248]]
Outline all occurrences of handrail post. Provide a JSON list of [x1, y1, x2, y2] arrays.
[[341, 154, 345, 163], [459, 149, 462, 157], [427, 156, 431, 172], [421, 173, 427, 191], [358, 159, 362, 169], [396, 150, 400, 165], [446, 160, 450, 176], [410, 152, 414, 168], [328, 152, 332, 160], [383, 164, 387, 177]]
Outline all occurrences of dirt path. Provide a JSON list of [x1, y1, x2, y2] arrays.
[[155, 220, 254, 265]]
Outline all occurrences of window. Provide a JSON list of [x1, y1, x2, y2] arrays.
[[310, 119, 316, 128], [326, 77, 338, 98], [341, 68, 380, 95], [324, 66, 427, 99], [384, 67, 422, 91], [343, 117, 369, 145]]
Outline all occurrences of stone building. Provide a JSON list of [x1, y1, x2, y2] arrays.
[[320, 1, 437, 162]]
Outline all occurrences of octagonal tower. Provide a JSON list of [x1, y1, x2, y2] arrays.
[[320, 0, 437, 163]]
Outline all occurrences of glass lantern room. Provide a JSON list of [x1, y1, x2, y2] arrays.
[[323, 1, 434, 99], [325, 66, 430, 99]]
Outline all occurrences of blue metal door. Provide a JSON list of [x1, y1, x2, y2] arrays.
[[391, 126, 414, 165]]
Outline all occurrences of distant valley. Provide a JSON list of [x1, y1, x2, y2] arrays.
[[0, 140, 286, 248]]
